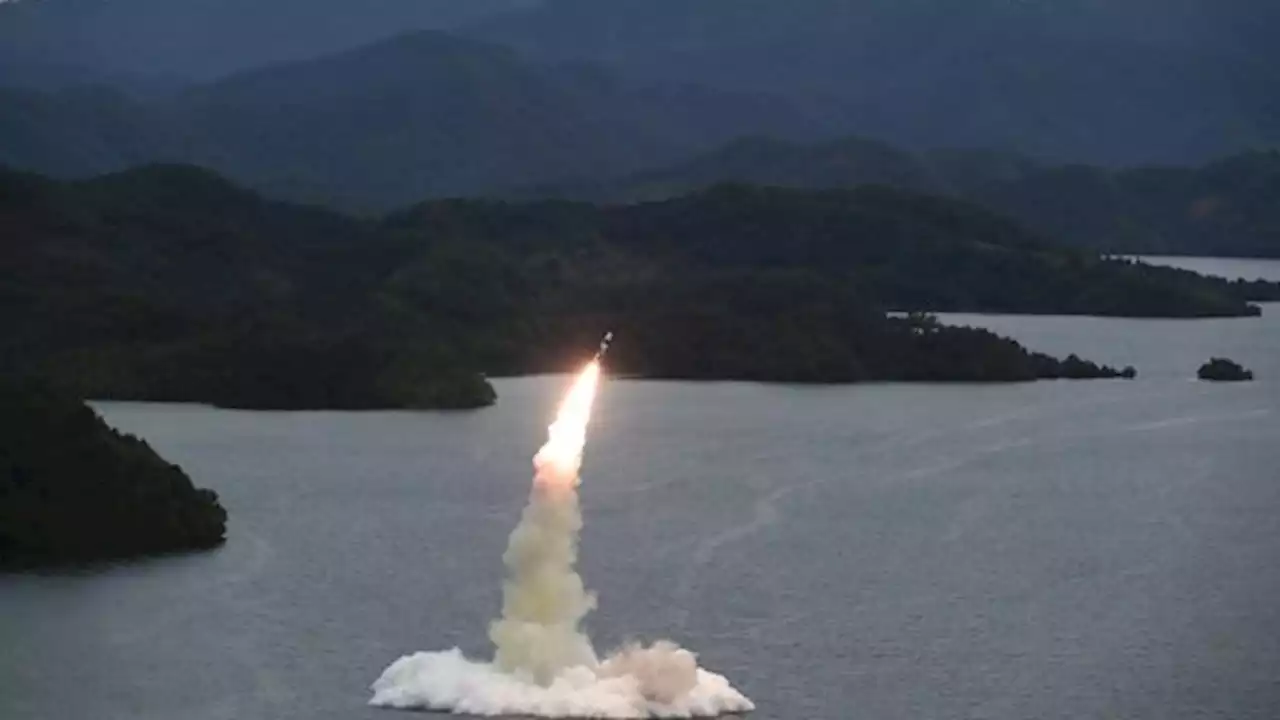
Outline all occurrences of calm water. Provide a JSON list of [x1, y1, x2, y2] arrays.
[[4, 263, 1279, 720]]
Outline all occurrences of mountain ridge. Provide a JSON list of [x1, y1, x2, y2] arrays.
[[18, 162, 1250, 404], [469, 0, 1280, 165], [521, 136, 1280, 259], [0, 0, 535, 85], [0, 30, 838, 209]]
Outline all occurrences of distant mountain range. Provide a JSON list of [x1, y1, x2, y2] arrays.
[[471, 0, 1280, 165], [3, 0, 1277, 169], [524, 137, 1280, 258], [2, 1, 1278, 258], [0, 32, 836, 209], [3, 19, 1277, 258], [0, 0, 533, 85]]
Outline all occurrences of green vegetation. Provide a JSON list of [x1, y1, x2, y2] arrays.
[[3, 165, 1165, 398], [536, 137, 1280, 262], [0, 31, 820, 210], [522, 135, 943, 203], [6, 0, 1280, 177], [1197, 358, 1254, 382], [6, 31, 1280, 259], [0, 379, 227, 570], [963, 151, 1280, 260], [595, 184, 1263, 317], [475, 0, 1280, 166], [0, 164, 497, 410]]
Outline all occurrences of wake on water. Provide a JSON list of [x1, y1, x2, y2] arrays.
[[369, 362, 753, 718]]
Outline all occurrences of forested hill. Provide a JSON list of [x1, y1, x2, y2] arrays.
[[10, 164, 1270, 405], [525, 138, 1280, 260], [5, 0, 1277, 169], [0, 379, 228, 570], [470, 0, 1280, 166], [961, 151, 1280, 260], [382, 184, 1267, 323], [0, 31, 831, 210], [600, 185, 1272, 315], [0, 164, 498, 410], [0, 0, 534, 85]]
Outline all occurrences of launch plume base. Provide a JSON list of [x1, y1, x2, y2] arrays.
[[369, 353, 752, 718], [370, 647, 753, 719]]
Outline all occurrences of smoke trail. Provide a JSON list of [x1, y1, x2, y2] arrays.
[[370, 361, 753, 717], [490, 359, 601, 683], [488, 449, 599, 684]]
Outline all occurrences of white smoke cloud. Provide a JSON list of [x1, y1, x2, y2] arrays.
[[597, 641, 701, 705], [368, 478, 753, 718], [489, 479, 599, 685], [369, 364, 752, 718], [369, 645, 753, 719]]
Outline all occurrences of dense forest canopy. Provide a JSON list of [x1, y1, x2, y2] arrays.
[[0, 32, 830, 209], [0, 379, 228, 570], [472, 0, 1280, 165], [7, 0, 1275, 166], [2, 3, 1278, 227], [527, 138, 1280, 260], [9, 163, 1272, 407]]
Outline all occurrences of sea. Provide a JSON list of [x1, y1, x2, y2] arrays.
[[3, 257, 1278, 720]]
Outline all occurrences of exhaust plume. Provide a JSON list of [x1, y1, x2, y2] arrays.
[[489, 360, 602, 684], [370, 360, 753, 718]]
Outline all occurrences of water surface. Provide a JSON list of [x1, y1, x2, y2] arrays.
[[3, 267, 1278, 720]]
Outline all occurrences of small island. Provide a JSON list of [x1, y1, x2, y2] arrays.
[[1197, 358, 1255, 382], [0, 380, 228, 571]]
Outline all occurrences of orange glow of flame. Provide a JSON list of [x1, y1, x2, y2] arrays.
[[533, 360, 602, 485]]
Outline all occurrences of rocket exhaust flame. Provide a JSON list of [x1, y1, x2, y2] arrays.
[[369, 339, 753, 718], [489, 360, 602, 684], [533, 360, 601, 487]]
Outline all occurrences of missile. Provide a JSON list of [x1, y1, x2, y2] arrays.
[[595, 331, 614, 360]]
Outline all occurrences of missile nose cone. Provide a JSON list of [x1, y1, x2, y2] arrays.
[[595, 331, 615, 360]]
